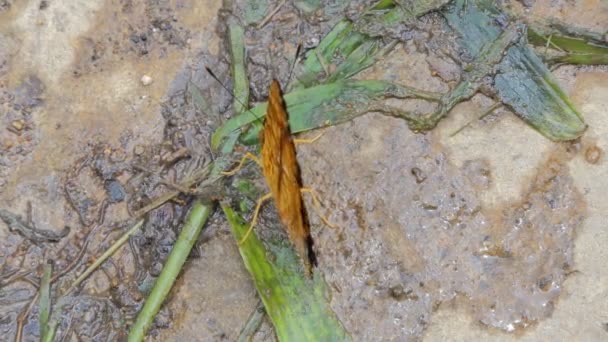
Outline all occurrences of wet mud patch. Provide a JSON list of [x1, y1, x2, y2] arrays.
[[0, 89, 218, 340], [0, 0, 602, 340], [297, 114, 585, 339], [0, 0, 223, 336]]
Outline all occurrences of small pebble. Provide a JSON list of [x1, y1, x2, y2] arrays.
[[105, 180, 126, 203], [11, 119, 25, 131], [411, 167, 427, 183], [140, 75, 153, 86], [133, 145, 144, 155], [584, 145, 602, 164], [83, 309, 96, 323]]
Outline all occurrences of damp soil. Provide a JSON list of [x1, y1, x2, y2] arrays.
[[0, 0, 606, 341], [297, 114, 584, 339]]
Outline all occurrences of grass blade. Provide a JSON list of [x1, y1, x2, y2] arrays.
[[39, 261, 52, 339], [212, 79, 441, 148], [222, 205, 350, 341], [229, 23, 250, 115], [293, 20, 386, 89]]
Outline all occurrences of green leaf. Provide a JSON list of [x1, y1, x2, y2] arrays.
[[443, 0, 586, 141], [212, 80, 441, 148], [528, 28, 608, 65], [222, 205, 350, 342]]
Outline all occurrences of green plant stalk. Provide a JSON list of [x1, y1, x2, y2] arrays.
[[229, 23, 250, 115], [41, 324, 57, 342], [222, 205, 350, 341], [39, 261, 52, 339], [128, 201, 213, 342]]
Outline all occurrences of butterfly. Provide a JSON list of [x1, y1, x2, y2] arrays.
[[261, 80, 315, 273], [221, 78, 334, 274]]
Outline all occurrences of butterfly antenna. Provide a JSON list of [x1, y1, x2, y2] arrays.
[[285, 44, 301, 90], [205, 66, 262, 123]]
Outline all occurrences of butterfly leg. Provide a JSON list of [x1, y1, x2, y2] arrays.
[[293, 132, 324, 145], [238, 192, 272, 245], [222, 152, 261, 176], [300, 187, 337, 228]]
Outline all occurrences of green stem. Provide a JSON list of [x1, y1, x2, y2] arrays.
[[128, 200, 213, 342], [39, 261, 52, 339], [229, 23, 249, 115]]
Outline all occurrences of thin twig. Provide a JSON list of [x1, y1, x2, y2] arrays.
[[132, 164, 213, 218], [257, 0, 287, 29], [132, 191, 181, 218], [65, 220, 144, 294], [314, 49, 330, 76], [15, 292, 39, 342], [449, 102, 502, 137], [237, 300, 266, 342]]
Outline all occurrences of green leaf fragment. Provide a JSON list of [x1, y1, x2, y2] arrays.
[[528, 28, 608, 65], [444, 0, 586, 141], [212, 80, 441, 148], [222, 205, 350, 342], [243, 0, 269, 25]]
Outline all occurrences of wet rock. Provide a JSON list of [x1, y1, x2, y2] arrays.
[[105, 180, 126, 203], [9, 119, 25, 133], [141, 75, 153, 86]]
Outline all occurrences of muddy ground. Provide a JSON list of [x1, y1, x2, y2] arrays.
[[0, 0, 607, 341]]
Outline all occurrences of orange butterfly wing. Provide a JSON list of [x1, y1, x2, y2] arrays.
[[261, 80, 311, 271]]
